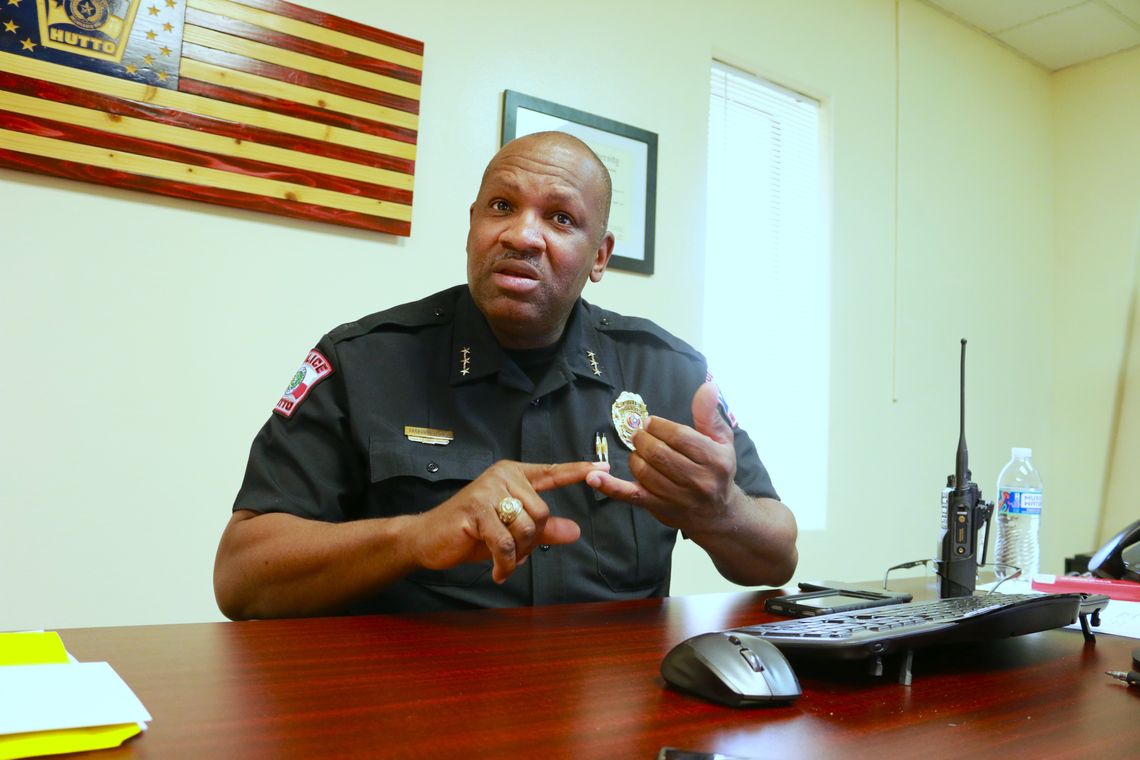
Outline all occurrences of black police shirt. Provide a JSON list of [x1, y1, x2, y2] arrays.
[[234, 285, 778, 613]]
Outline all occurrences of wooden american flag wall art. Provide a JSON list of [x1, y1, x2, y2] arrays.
[[0, 0, 422, 235]]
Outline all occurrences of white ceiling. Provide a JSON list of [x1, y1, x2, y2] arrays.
[[920, 0, 1140, 70]]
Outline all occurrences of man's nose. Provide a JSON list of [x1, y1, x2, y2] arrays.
[[499, 210, 544, 252]]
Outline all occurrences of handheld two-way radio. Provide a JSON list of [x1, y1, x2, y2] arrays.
[[937, 339, 994, 598]]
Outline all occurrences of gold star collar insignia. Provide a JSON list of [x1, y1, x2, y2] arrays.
[[586, 350, 602, 377]]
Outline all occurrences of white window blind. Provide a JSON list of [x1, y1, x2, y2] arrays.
[[704, 61, 829, 530]]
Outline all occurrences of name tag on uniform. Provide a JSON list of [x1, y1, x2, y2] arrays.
[[404, 426, 454, 445]]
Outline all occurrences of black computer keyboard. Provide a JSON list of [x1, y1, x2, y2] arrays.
[[734, 592, 1110, 660]]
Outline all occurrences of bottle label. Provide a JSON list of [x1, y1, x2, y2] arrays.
[[998, 489, 1042, 515]]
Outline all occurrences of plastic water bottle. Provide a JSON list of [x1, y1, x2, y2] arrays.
[[994, 448, 1043, 580]]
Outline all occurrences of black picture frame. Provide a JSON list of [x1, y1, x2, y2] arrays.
[[501, 90, 657, 275]]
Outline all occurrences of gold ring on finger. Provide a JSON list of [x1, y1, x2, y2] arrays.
[[496, 496, 523, 526]]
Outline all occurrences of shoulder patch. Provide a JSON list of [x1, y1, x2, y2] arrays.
[[707, 370, 739, 429], [274, 349, 334, 418]]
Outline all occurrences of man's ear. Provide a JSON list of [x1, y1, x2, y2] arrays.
[[589, 232, 616, 283]]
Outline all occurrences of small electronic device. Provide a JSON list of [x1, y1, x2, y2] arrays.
[[658, 750, 761, 760], [936, 339, 994, 598], [765, 587, 911, 617], [660, 631, 801, 706]]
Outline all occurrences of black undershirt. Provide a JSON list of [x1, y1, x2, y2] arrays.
[[504, 340, 562, 385]]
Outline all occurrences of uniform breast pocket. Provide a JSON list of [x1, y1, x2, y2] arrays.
[[369, 434, 495, 588], [588, 448, 676, 593]]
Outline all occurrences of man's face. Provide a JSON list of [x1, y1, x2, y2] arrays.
[[466, 136, 614, 349]]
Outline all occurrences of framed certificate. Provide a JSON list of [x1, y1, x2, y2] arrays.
[[501, 90, 657, 275]]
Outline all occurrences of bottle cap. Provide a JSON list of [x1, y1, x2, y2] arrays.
[[1012, 447, 1032, 458]]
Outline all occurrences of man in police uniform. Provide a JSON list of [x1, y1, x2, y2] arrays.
[[214, 132, 797, 619]]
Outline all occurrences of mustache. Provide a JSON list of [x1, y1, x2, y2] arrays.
[[498, 248, 539, 263], [491, 252, 542, 279]]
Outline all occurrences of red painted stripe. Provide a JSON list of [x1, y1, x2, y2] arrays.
[[0, 148, 412, 235], [185, 7, 421, 86], [0, 72, 416, 176], [0, 108, 414, 206], [178, 77, 418, 145], [229, 0, 424, 56], [181, 41, 420, 115]]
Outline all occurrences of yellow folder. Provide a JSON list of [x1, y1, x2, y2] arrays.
[[0, 632, 141, 760]]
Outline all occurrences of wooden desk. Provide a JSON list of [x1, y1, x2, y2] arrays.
[[58, 586, 1138, 759]]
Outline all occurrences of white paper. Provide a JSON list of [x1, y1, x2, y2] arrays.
[[0, 662, 152, 735]]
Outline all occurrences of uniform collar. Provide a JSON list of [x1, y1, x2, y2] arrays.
[[450, 290, 523, 387], [559, 299, 618, 391], [449, 291, 617, 392]]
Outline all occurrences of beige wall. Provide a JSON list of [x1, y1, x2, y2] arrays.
[[1, 0, 1136, 629], [1051, 47, 1140, 550]]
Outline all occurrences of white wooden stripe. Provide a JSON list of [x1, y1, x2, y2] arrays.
[[188, 0, 423, 71], [0, 51, 417, 160], [0, 127, 413, 220], [179, 57, 419, 131], [182, 24, 420, 100], [0, 89, 414, 191]]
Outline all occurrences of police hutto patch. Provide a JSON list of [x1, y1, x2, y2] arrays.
[[274, 349, 334, 418], [611, 391, 648, 450], [38, 0, 143, 64]]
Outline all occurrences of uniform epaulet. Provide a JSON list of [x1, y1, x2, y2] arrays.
[[328, 285, 464, 343], [587, 302, 705, 364]]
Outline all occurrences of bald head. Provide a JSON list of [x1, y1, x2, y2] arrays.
[[466, 130, 617, 348], [481, 132, 613, 240]]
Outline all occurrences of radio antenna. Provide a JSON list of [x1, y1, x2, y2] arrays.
[[939, 338, 992, 597], [956, 338, 968, 490]]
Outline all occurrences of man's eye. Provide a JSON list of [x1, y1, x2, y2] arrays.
[[553, 213, 573, 225], [491, 200, 511, 211]]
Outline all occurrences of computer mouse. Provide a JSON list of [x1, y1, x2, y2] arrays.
[[660, 631, 801, 707]]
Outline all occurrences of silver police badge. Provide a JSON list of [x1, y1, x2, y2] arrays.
[[611, 391, 648, 450]]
